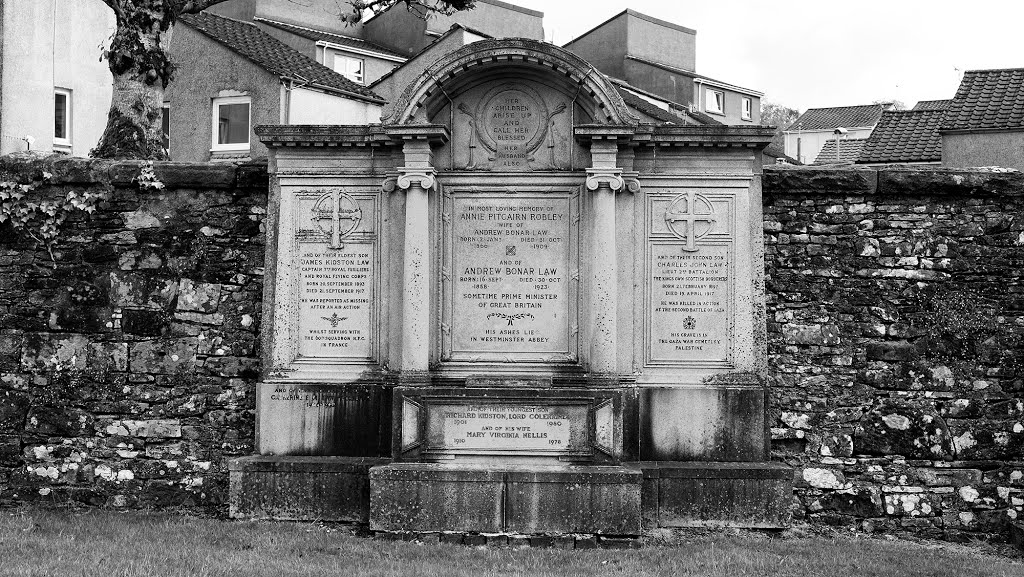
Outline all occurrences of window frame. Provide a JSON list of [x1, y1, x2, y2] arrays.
[[54, 88, 72, 147], [705, 88, 725, 116], [332, 52, 365, 84], [741, 97, 752, 121], [210, 95, 251, 152]]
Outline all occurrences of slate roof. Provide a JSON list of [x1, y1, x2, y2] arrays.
[[788, 104, 887, 131], [607, 76, 720, 126], [857, 109, 944, 164], [942, 68, 1024, 131], [812, 138, 867, 165], [616, 87, 685, 124], [180, 12, 384, 103], [253, 17, 407, 59], [913, 99, 951, 111]]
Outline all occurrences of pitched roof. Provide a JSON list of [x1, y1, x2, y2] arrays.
[[942, 68, 1024, 131], [913, 99, 951, 111], [369, 23, 494, 89], [789, 104, 887, 131], [812, 138, 867, 165], [607, 77, 720, 126], [616, 87, 685, 124], [252, 16, 407, 59], [857, 109, 944, 164], [180, 12, 384, 103]]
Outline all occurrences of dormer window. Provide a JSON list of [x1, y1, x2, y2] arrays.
[[333, 53, 364, 84], [706, 88, 724, 115]]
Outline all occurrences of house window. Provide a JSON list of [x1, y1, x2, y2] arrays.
[[742, 97, 752, 120], [161, 104, 170, 156], [705, 88, 724, 115], [54, 88, 72, 147], [333, 53, 364, 84], [211, 96, 250, 151]]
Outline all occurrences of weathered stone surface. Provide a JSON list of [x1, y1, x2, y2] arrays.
[[369, 464, 505, 533], [817, 488, 884, 518], [765, 165, 1024, 540], [855, 401, 953, 459], [763, 166, 877, 195], [176, 279, 221, 313], [230, 456, 388, 522], [642, 462, 792, 528], [370, 464, 641, 535], [129, 338, 197, 373], [505, 467, 641, 534], [1, 157, 1022, 540]]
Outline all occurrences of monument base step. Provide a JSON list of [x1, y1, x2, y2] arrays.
[[228, 455, 390, 522], [369, 463, 643, 535], [229, 457, 792, 530], [635, 461, 793, 528]]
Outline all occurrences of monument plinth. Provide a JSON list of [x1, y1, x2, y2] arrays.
[[230, 39, 790, 535]]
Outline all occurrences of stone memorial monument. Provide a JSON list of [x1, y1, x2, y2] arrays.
[[229, 39, 790, 535]]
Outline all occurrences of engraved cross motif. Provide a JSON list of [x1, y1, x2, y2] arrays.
[[665, 191, 715, 252], [313, 191, 362, 249]]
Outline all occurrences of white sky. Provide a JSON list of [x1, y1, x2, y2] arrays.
[[504, 0, 1024, 111]]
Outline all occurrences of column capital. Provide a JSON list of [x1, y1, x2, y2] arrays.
[[585, 168, 624, 192], [622, 171, 641, 194], [394, 167, 437, 191]]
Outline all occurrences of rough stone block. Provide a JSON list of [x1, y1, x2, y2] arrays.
[[818, 488, 884, 517], [229, 456, 388, 522], [370, 464, 641, 535], [369, 464, 504, 533], [763, 167, 877, 196], [152, 163, 236, 189], [639, 461, 792, 528], [640, 385, 766, 461], [856, 401, 952, 459], [176, 279, 221, 313], [129, 338, 197, 374], [504, 467, 642, 535], [258, 383, 391, 457], [108, 273, 178, 310], [104, 419, 182, 438]]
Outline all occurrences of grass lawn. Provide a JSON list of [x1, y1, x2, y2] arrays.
[[0, 509, 1021, 577]]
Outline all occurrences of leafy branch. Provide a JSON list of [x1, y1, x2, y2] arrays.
[[0, 176, 109, 266]]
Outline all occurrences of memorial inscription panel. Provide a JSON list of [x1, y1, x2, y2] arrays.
[[645, 191, 734, 367], [294, 190, 378, 362], [442, 190, 579, 363], [455, 82, 569, 170], [428, 403, 582, 454]]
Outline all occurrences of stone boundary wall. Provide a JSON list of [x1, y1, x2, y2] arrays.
[[0, 156, 1022, 541], [0, 155, 266, 510], [764, 166, 1024, 540]]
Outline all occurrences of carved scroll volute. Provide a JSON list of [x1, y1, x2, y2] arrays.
[[394, 168, 437, 191], [584, 168, 625, 192]]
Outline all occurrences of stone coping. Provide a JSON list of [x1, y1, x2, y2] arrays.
[[630, 461, 792, 480], [373, 463, 641, 484], [764, 164, 1024, 196], [0, 153, 267, 188], [228, 455, 391, 472]]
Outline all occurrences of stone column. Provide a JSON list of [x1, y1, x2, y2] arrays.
[[396, 160, 435, 373], [585, 139, 624, 375], [384, 125, 448, 374]]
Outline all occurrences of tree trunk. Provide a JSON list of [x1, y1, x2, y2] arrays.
[[91, 0, 175, 160]]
